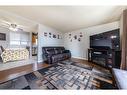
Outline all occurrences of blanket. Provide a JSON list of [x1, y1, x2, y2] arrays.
[[1, 49, 29, 63]]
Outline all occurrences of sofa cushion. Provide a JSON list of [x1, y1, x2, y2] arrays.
[[61, 49, 65, 53], [54, 49, 61, 54], [51, 53, 71, 63], [52, 54, 63, 63], [46, 49, 55, 55]]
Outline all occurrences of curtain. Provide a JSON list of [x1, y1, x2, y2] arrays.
[[10, 31, 30, 46], [120, 9, 127, 70]]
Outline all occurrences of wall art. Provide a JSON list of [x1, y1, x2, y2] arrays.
[[80, 34, 83, 37], [0, 33, 6, 41], [69, 33, 71, 39], [74, 35, 77, 40], [69, 32, 84, 42], [49, 33, 51, 35], [43, 32, 62, 40], [53, 34, 56, 38], [44, 32, 47, 37], [80, 32, 83, 37], [58, 35, 60, 39], [78, 38, 81, 42]]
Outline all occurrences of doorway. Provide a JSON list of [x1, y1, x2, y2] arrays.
[[32, 32, 38, 61]]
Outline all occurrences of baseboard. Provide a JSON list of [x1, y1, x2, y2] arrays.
[[37, 60, 43, 63], [38, 57, 88, 63], [72, 56, 88, 60]]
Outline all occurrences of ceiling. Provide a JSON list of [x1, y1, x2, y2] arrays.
[[0, 6, 126, 32]]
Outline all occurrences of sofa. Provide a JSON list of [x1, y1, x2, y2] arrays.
[[112, 68, 127, 89], [42, 47, 71, 64]]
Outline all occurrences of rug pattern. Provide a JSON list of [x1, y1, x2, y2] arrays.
[[0, 61, 114, 89]]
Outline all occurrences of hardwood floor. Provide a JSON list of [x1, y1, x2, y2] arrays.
[[0, 62, 50, 84], [0, 58, 110, 85]]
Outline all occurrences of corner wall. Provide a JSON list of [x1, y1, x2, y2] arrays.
[[37, 21, 120, 62], [64, 21, 120, 60]]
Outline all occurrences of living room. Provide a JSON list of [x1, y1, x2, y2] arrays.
[[0, 5, 126, 90]]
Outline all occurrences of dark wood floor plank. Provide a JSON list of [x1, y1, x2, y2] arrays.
[[0, 62, 50, 84], [0, 58, 110, 84]]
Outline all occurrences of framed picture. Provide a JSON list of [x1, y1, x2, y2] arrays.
[[44, 32, 47, 36], [58, 35, 60, 39], [80, 35, 83, 37], [74, 35, 77, 39], [49, 33, 51, 35], [0, 33, 6, 41], [53, 34, 56, 38], [78, 38, 81, 42], [48, 33, 51, 38], [80, 32, 83, 37]]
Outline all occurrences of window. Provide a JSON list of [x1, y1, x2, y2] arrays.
[[10, 40, 20, 45], [21, 41, 28, 45], [10, 31, 30, 46]]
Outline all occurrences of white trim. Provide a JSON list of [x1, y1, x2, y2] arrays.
[[38, 57, 88, 63], [37, 60, 43, 63], [72, 56, 88, 60]]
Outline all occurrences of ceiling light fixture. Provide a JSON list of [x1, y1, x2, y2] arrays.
[[9, 24, 18, 31]]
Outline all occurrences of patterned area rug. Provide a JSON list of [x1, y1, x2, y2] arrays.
[[0, 60, 114, 89]]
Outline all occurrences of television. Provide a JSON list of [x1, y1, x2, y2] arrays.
[[90, 29, 120, 50]]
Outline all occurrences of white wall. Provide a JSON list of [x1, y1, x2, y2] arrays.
[[37, 24, 64, 62], [64, 21, 120, 60], [0, 27, 10, 54]]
